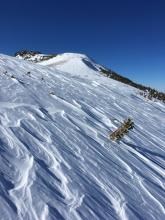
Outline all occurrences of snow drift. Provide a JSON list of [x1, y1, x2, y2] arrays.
[[0, 53, 165, 220]]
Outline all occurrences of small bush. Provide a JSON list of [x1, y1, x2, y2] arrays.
[[110, 118, 134, 141]]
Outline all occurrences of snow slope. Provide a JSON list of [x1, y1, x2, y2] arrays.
[[39, 53, 101, 76], [0, 53, 165, 220]]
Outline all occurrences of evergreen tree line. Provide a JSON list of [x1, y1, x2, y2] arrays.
[[100, 68, 165, 103]]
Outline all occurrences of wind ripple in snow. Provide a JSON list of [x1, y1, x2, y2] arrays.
[[0, 53, 165, 220]]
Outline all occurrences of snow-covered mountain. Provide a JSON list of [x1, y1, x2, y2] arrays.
[[0, 52, 165, 220], [15, 51, 102, 74]]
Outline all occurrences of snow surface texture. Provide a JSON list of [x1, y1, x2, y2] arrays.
[[0, 53, 165, 220]]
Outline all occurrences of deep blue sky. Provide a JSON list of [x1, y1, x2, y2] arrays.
[[0, 0, 164, 91]]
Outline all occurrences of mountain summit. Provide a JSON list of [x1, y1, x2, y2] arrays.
[[0, 52, 165, 220]]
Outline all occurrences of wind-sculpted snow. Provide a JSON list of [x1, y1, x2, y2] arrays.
[[0, 54, 165, 220]]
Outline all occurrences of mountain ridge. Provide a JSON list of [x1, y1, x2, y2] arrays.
[[14, 50, 165, 102]]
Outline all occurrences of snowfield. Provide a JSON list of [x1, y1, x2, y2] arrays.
[[0, 53, 165, 220]]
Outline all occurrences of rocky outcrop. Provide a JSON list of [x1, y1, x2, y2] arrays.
[[15, 50, 41, 57]]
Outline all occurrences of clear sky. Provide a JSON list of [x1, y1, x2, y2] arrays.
[[0, 0, 164, 91]]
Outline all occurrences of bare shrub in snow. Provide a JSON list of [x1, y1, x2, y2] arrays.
[[110, 118, 134, 141]]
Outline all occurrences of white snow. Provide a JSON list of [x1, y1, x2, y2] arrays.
[[0, 53, 165, 220]]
